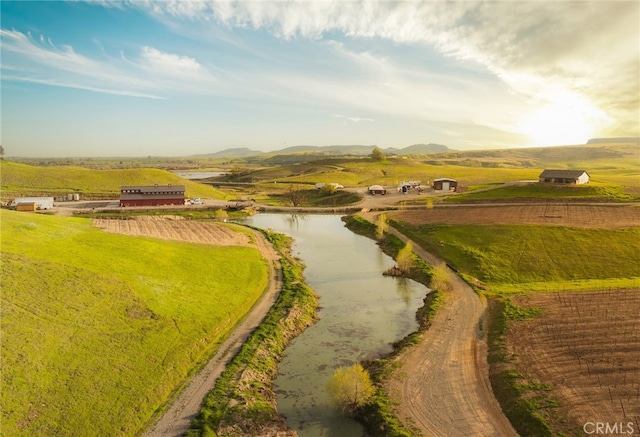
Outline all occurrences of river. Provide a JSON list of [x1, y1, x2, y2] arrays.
[[242, 213, 429, 436]]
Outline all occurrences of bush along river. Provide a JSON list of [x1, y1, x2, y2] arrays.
[[243, 214, 430, 436]]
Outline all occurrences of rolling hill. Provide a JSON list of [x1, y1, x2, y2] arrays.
[[0, 161, 227, 202]]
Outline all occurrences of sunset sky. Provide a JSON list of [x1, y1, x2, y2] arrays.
[[1, 1, 638, 157]]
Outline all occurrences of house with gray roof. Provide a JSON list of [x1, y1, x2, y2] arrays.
[[538, 170, 590, 184]]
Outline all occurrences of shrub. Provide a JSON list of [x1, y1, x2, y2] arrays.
[[326, 364, 376, 414]]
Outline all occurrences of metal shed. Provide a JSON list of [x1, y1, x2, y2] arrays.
[[433, 178, 458, 191], [16, 202, 37, 211]]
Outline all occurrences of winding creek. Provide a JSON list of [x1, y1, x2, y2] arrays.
[[242, 214, 430, 436]]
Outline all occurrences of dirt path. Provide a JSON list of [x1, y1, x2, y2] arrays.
[[383, 226, 518, 436], [142, 228, 282, 437]]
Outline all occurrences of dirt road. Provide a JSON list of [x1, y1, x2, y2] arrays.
[[140, 226, 282, 437], [384, 226, 518, 437]]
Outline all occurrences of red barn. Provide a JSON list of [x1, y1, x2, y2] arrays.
[[120, 185, 185, 207]]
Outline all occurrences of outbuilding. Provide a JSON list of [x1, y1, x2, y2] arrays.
[[539, 169, 590, 184], [120, 185, 186, 207], [16, 202, 37, 212], [368, 185, 387, 195], [12, 197, 54, 210], [433, 178, 458, 191]]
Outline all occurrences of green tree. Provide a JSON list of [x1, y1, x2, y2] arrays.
[[321, 184, 338, 195], [371, 146, 386, 161], [396, 241, 415, 273], [376, 213, 388, 239], [326, 364, 376, 414]]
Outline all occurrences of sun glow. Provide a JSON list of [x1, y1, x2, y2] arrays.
[[518, 103, 594, 146]]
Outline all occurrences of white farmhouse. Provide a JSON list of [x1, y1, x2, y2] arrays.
[[538, 170, 590, 184]]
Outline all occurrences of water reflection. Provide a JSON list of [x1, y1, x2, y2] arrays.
[[242, 214, 429, 437]]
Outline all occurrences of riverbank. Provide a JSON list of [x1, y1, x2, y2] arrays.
[[186, 229, 318, 436], [343, 214, 441, 435], [345, 213, 517, 436]]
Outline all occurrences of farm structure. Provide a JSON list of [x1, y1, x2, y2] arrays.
[[12, 197, 54, 210], [399, 181, 422, 193], [368, 185, 387, 195], [120, 185, 185, 207], [16, 202, 37, 211], [433, 178, 458, 191], [539, 169, 590, 184]]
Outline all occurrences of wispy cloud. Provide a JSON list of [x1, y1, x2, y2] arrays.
[[136, 0, 638, 136], [332, 114, 375, 123], [1, 74, 164, 99], [1, 28, 216, 98]]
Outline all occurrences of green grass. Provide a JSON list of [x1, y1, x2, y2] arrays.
[[391, 221, 640, 293], [205, 143, 640, 192], [446, 182, 637, 202], [188, 229, 318, 436], [0, 161, 226, 201], [1, 210, 267, 436]]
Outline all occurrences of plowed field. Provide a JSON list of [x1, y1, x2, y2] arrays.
[[393, 204, 640, 228], [507, 290, 640, 435], [93, 216, 252, 246]]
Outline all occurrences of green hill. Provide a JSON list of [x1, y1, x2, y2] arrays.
[[0, 161, 227, 202], [0, 210, 267, 436], [212, 143, 639, 198]]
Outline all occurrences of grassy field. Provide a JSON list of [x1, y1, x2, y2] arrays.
[[1, 210, 268, 436], [0, 161, 226, 202], [443, 182, 637, 202], [391, 221, 640, 293], [207, 142, 639, 191]]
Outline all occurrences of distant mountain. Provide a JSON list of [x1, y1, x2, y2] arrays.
[[277, 145, 377, 155], [192, 147, 264, 158], [275, 143, 451, 156], [195, 143, 451, 158], [390, 143, 450, 154], [587, 137, 639, 144]]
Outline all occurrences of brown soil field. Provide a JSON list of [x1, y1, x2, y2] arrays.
[[93, 215, 252, 246], [392, 204, 640, 228], [506, 290, 640, 435]]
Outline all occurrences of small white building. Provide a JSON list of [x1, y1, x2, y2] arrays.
[[12, 197, 55, 210]]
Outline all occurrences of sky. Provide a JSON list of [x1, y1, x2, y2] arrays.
[[1, 1, 638, 157]]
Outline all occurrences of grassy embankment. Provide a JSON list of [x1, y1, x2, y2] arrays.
[[391, 221, 640, 294], [0, 160, 226, 202], [389, 216, 639, 435], [188, 230, 318, 436], [1, 210, 268, 436], [444, 182, 638, 203], [342, 215, 444, 437]]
